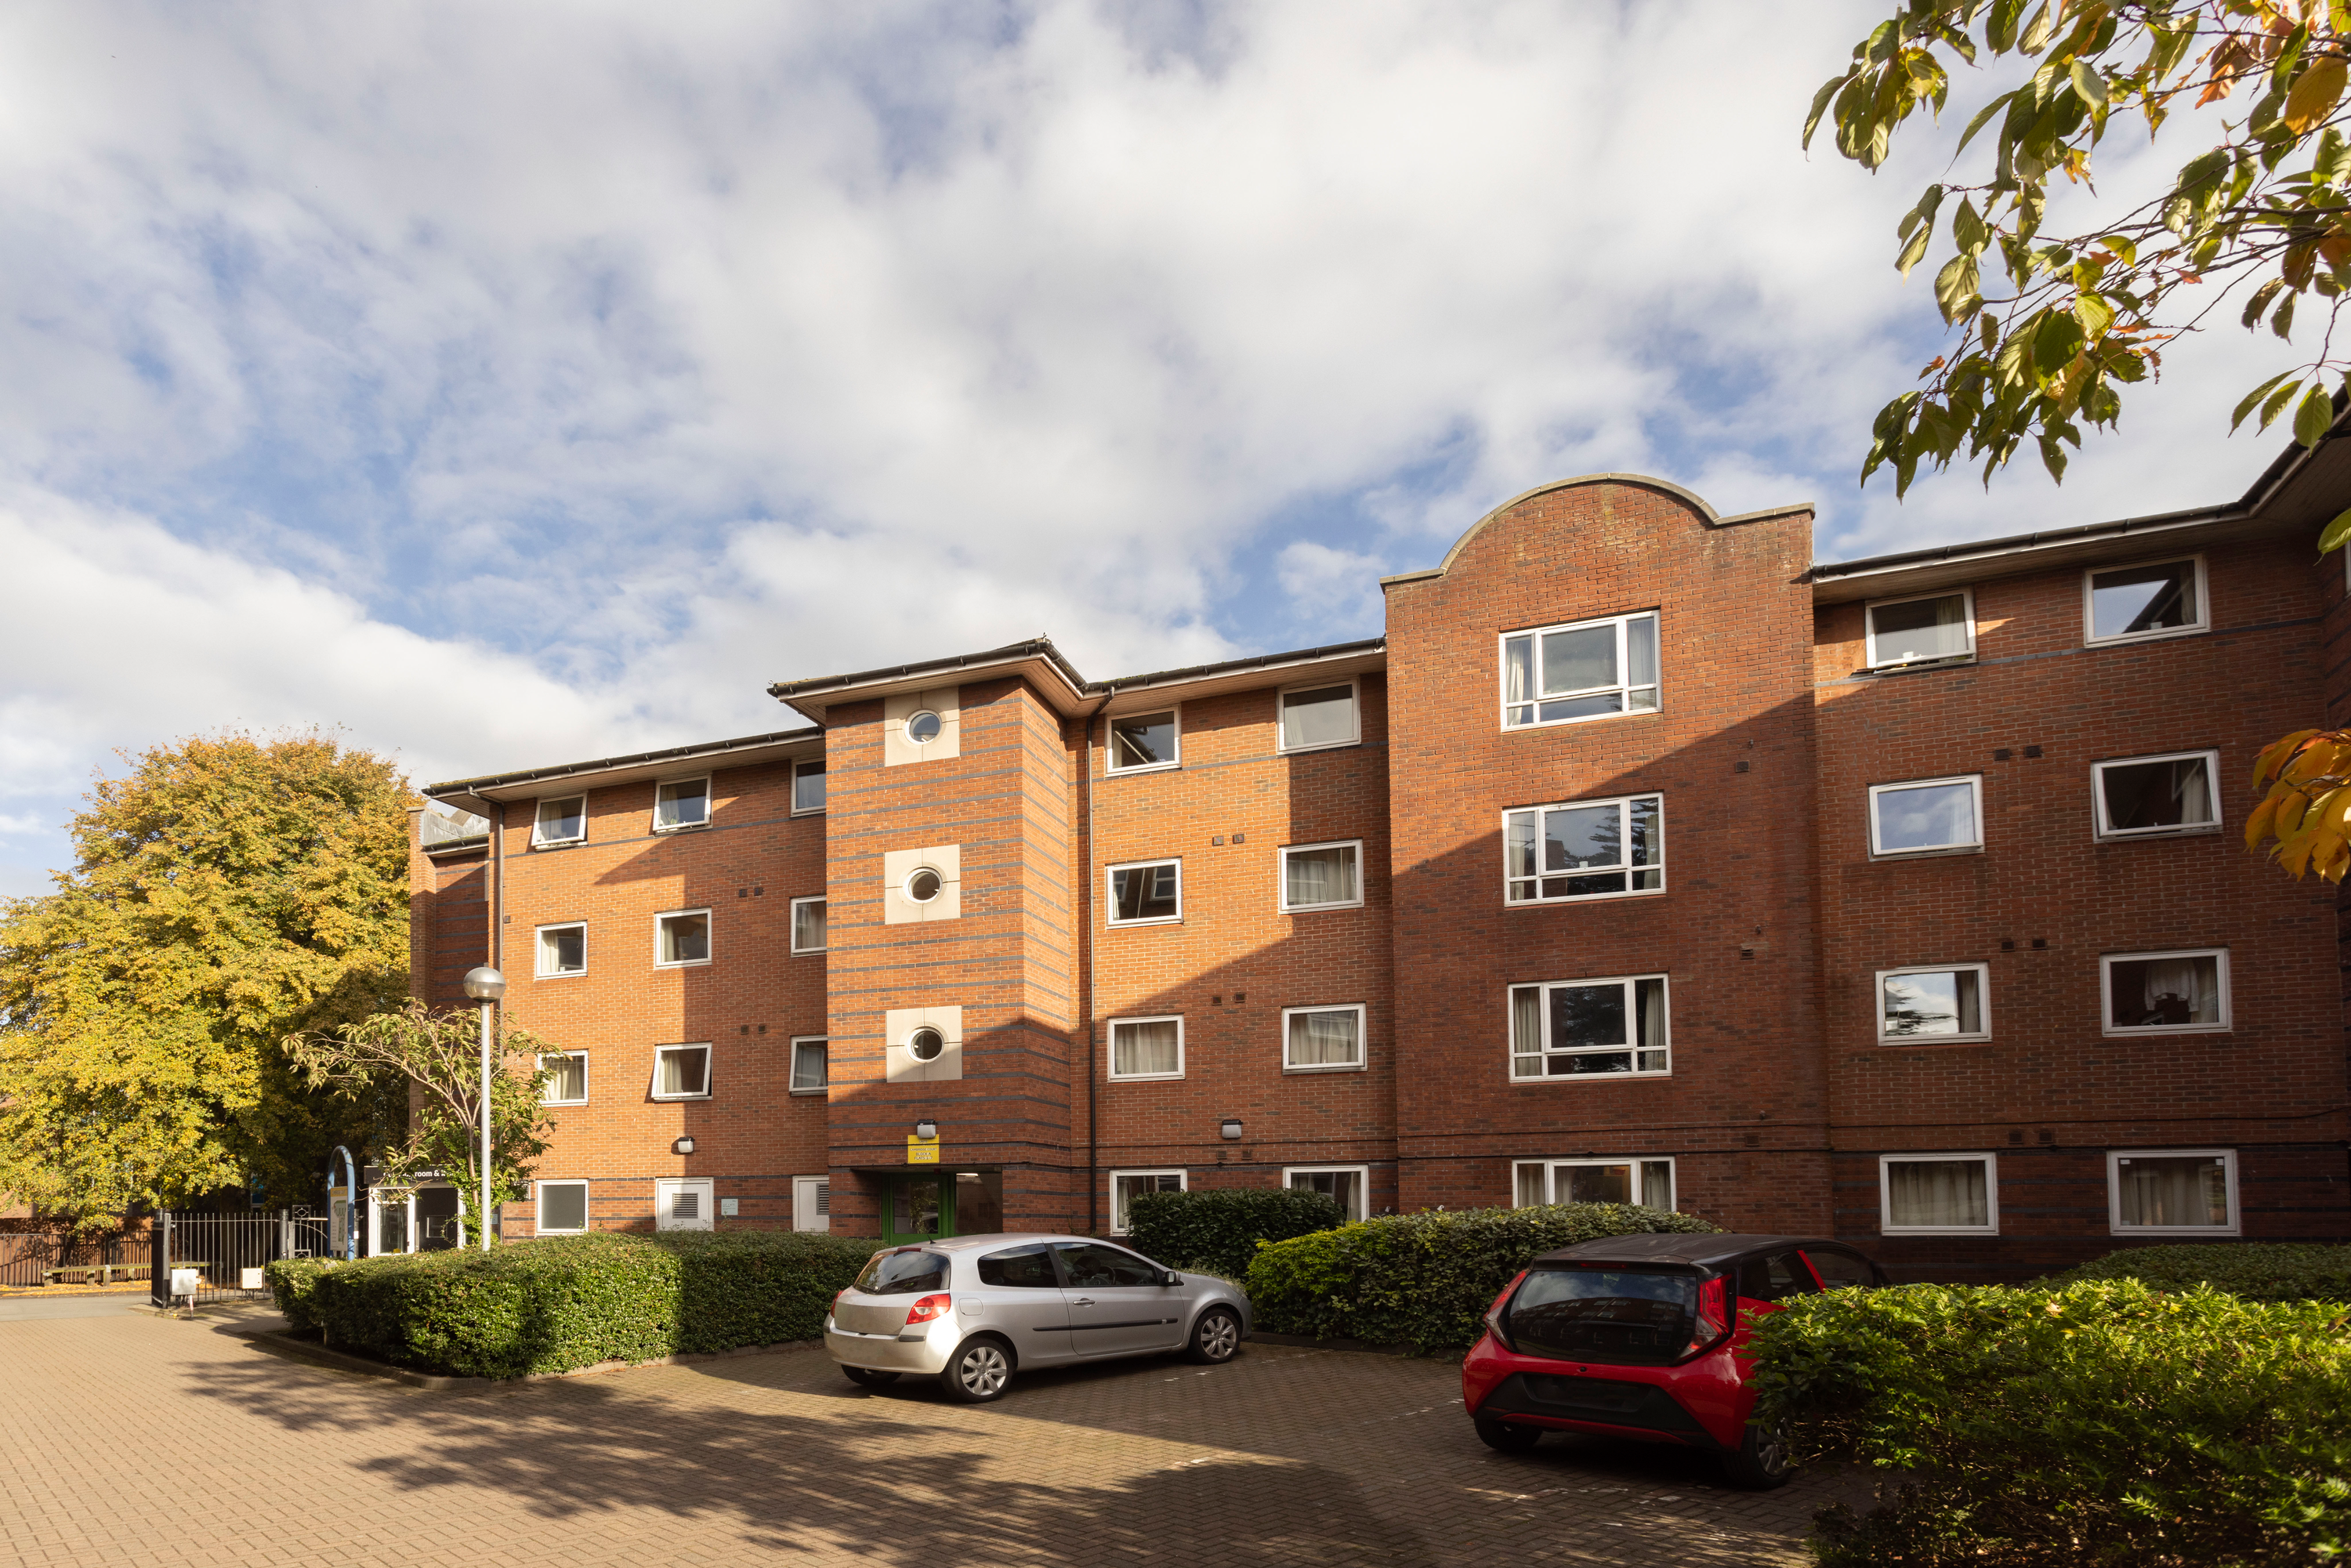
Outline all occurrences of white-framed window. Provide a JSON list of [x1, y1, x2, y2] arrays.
[[1876, 964, 1991, 1043], [2101, 949, 2230, 1034], [535, 1179, 589, 1235], [1278, 679, 1360, 753], [792, 758, 826, 815], [1513, 1157, 1675, 1211], [655, 908, 712, 967], [1108, 1015, 1183, 1081], [905, 709, 945, 744], [650, 1044, 712, 1101], [2108, 1149, 2239, 1235], [653, 776, 711, 832], [1108, 1168, 1185, 1233], [1283, 1004, 1366, 1073], [1878, 1153, 1998, 1235], [1501, 610, 1659, 729], [534, 795, 586, 847], [2093, 750, 2220, 838], [1108, 708, 1179, 773], [1509, 974, 1670, 1080], [791, 896, 828, 954], [539, 1051, 588, 1106], [1284, 1165, 1371, 1222], [1280, 840, 1363, 911], [1864, 588, 1976, 669], [535, 922, 586, 978], [2085, 555, 2207, 646], [789, 1037, 828, 1095], [1868, 775, 1983, 856], [1107, 858, 1181, 925], [1505, 793, 1664, 904]]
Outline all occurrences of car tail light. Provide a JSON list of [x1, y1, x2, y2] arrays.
[[1482, 1269, 1527, 1351], [1683, 1273, 1730, 1359], [903, 1293, 952, 1326]]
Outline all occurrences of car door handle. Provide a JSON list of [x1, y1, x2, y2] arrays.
[[1071, 1297, 1095, 1306]]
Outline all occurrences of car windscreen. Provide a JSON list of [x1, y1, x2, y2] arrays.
[[1506, 1266, 1699, 1366], [853, 1248, 950, 1295]]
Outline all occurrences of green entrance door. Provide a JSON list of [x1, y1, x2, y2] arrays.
[[880, 1171, 1005, 1247]]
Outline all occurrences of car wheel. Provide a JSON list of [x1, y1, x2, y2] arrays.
[[1183, 1306, 1242, 1365], [842, 1365, 900, 1389], [1473, 1415, 1543, 1453], [938, 1336, 1014, 1403], [1722, 1416, 1794, 1490]]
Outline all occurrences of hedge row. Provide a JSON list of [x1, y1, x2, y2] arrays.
[[2034, 1242, 2351, 1303], [1750, 1279, 2351, 1566], [1243, 1203, 1718, 1353], [266, 1230, 878, 1379], [1123, 1187, 1343, 1278]]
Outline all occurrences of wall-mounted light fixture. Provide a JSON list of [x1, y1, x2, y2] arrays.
[[673, 1135, 696, 1155], [1220, 1118, 1244, 1141], [915, 1118, 938, 1141]]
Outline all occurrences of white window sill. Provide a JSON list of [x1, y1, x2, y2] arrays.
[[652, 822, 712, 835], [535, 970, 588, 981], [1107, 1073, 1185, 1084], [1876, 1034, 1993, 1046], [1502, 708, 1661, 733], [531, 838, 586, 850], [790, 946, 828, 956], [534, 1228, 589, 1237], [1867, 844, 1984, 861], [1880, 1226, 1999, 1237], [2100, 1023, 2230, 1037], [790, 806, 827, 818], [1281, 900, 1365, 914], [1277, 739, 1363, 756], [2110, 1225, 2239, 1237], [1106, 762, 1181, 777], [1861, 657, 1976, 676], [649, 1093, 713, 1103], [2095, 825, 2222, 842], [654, 959, 712, 969], [542, 1099, 588, 1108], [1283, 1062, 1367, 1074], [2085, 625, 2210, 649], [1505, 886, 1666, 908], [1509, 1069, 1673, 1084], [788, 1087, 828, 1097], [1106, 918, 1183, 929]]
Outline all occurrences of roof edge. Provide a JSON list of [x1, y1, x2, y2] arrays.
[[422, 726, 822, 799], [1806, 501, 2245, 582], [766, 636, 1089, 705], [1380, 473, 1811, 589]]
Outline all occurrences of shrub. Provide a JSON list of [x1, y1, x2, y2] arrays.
[[1749, 1279, 2351, 1566], [1124, 1187, 1343, 1278], [2034, 1242, 2351, 1303], [263, 1256, 334, 1333], [1244, 1203, 1718, 1353], [298, 1230, 878, 1379]]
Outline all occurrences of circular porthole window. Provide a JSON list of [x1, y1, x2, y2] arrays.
[[906, 867, 944, 903], [905, 710, 944, 744], [908, 1027, 945, 1062]]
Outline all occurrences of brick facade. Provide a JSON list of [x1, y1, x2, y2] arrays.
[[410, 447, 2351, 1280]]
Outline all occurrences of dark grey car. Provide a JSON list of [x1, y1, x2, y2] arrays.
[[824, 1232, 1252, 1402]]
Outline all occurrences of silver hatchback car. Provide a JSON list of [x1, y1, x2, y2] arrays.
[[824, 1232, 1253, 1402]]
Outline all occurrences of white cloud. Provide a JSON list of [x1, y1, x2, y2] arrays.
[[0, 1, 2313, 893]]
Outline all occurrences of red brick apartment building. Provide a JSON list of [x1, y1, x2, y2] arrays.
[[404, 433, 2351, 1280]]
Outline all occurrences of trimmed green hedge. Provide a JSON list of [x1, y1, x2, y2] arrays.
[[1750, 1279, 2351, 1566], [1244, 1203, 1718, 1353], [2034, 1242, 2351, 1303], [1124, 1187, 1343, 1278], [266, 1230, 878, 1379]]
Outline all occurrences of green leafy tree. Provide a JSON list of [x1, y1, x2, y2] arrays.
[[0, 732, 413, 1226], [284, 1001, 556, 1220], [1809, 0, 2351, 878]]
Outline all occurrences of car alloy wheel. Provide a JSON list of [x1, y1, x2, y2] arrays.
[[1723, 1416, 1794, 1490], [941, 1338, 1012, 1403], [1185, 1307, 1241, 1364]]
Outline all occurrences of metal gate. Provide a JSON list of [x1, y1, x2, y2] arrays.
[[149, 1210, 337, 1308]]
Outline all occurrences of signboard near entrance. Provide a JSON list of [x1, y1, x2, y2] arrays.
[[906, 1134, 940, 1164]]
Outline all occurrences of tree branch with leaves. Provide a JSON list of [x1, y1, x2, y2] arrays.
[[1811, 0, 2351, 879]]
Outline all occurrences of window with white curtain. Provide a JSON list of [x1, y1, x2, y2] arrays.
[[653, 777, 710, 831], [1505, 794, 1663, 903], [1283, 1005, 1365, 1072], [2093, 751, 2220, 838], [788, 1037, 828, 1094], [1501, 611, 1659, 728], [2107, 1150, 2237, 1233], [1513, 1157, 1675, 1211], [1109, 1016, 1183, 1080], [536, 922, 586, 977], [1877, 965, 1991, 1042], [2085, 556, 2206, 644], [1509, 975, 1669, 1079], [1865, 589, 1976, 668], [791, 896, 827, 954], [2101, 950, 2229, 1034], [539, 1052, 588, 1105], [792, 759, 826, 814], [1879, 1153, 1998, 1233], [650, 1045, 712, 1100], [1285, 1166, 1370, 1222], [1109, 1169, 1184, 1233], [1279, 682, 1360, 752], [1280, 841, 1362, 911], [534, 795, 586, 846]]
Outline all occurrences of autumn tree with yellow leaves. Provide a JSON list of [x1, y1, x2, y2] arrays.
[[1809, 0, 2351, 878], [0, 733, 414, 1227]]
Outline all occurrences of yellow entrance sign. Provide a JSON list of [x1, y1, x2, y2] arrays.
[[906, 1134, 940, 1164]]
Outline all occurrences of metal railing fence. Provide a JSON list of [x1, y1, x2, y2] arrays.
[[149, 1211, 337, 1307]]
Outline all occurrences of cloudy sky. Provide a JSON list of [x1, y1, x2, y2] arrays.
[[0, 2, 2297, 896]]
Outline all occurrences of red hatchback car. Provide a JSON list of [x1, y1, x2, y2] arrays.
[[1461, 1233, 1888, 1488]]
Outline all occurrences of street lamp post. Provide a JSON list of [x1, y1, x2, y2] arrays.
[[460, 966, 507, 1252]]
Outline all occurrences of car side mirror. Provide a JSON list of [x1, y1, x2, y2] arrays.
[[1160, 1269, 1181, 1287]]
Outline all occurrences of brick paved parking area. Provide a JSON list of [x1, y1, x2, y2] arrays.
[[0, 1309, 1867, 1566]]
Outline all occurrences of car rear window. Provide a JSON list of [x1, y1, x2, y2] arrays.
[[1507, 1266, 1699, 1366], [853, 1248, 950, 1295]]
